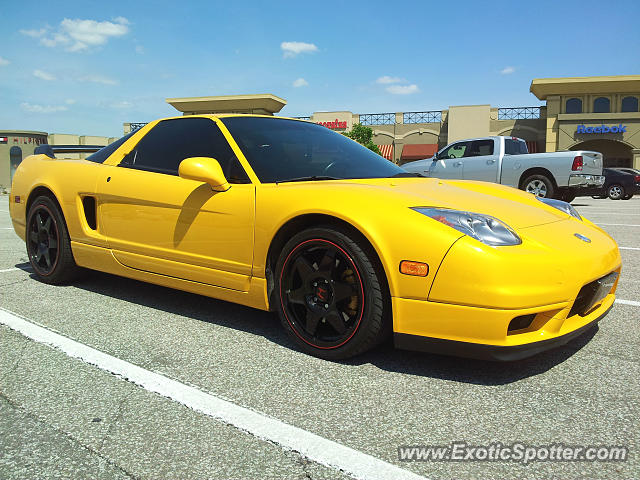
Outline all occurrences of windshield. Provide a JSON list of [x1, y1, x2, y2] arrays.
[[220, 117, 405, 183]]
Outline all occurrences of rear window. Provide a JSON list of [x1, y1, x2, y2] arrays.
[[86, 131, 136, 163], [504, 139, 528, 155]]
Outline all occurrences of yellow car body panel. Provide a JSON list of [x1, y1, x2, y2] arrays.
[[9, 114, 622, 360]]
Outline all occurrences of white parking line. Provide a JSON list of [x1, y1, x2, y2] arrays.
[[619, 247, 640, 251], [615, 299, 640, 307], [0, 308, 426, 480], [0, 267, 31, 273], [596, 223, 640, 227]]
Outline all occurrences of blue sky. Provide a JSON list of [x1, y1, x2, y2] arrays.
[[1, 0, 638, 137]]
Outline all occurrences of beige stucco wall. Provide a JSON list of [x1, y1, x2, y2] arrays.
[[311, 111, 353, 132], [447, 105, 490, 142]]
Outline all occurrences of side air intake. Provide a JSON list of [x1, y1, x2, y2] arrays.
[[82, 196, 97, 230]]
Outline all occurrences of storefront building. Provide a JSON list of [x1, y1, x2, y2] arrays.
[[2, 76, 638, 189], [0, 131, 48, 189], [297, 76, 640, 168], [530, 76, 640, 169]]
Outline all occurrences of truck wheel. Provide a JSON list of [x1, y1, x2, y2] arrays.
[[607, 184, 625, 200], [522, 174, 554, 198]]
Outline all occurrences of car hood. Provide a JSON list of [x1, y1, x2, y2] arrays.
[[278, 177, 568, 229]]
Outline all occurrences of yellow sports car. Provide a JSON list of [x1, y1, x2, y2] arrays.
[[9, 115, 621, 361]]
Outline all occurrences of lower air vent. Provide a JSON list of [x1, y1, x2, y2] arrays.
[[508, 314, 535, 333], [82, 196, 97, 230]]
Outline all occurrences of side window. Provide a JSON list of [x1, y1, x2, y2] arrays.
[[439, 142, 468, 159], [120, 118, 250, 183], [593, 97, 610, 113], [87, 130, 136, 163], [504, 139, 528, 155], [465, 140, 494, 157], [565, 98, 582, 114]]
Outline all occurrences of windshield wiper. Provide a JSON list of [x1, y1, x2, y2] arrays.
[[276, 175, 340, 183], [389, 172, 424, 178]]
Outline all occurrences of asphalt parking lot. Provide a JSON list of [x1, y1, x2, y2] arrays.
[[0, 193, 638, 480]]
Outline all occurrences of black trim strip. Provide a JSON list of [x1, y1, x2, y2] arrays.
[[394, 303, 613, 361]]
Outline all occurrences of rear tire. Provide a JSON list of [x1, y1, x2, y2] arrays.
[[26, 195, 80, 284], [607, 184, 625, 200], [522, 174, 555, 198], [560, 191, 576, 203], [275, 226, 389, 360]]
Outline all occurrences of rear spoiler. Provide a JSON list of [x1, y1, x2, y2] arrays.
[[34, 144, 104, 158]]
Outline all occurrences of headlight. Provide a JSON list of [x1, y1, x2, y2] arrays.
[[536, 196, 582, 220], [411, 207, 521, 246]]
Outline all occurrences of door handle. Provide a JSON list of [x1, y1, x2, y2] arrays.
[[454, 161, 463, 167], [487, 159, 496, 164]]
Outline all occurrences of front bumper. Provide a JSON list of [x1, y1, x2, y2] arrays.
[[568, 174, 605, 188], [393, 291, 616, 361]]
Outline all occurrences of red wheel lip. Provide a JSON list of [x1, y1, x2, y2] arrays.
[[279, 238, 365, 350], [28, 203, 61, 277]]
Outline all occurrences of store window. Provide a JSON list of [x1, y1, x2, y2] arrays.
[[621, 96, 639, 112], [593, 97, 610, 113], [565, 98, 582, 114]]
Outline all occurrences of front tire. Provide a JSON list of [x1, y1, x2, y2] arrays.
[[26, 195, 80, 284], [607, 184, 625, 200], [560, 191, 576, 203], [275, 226, 389, 360], [522, 174, 555, 198]]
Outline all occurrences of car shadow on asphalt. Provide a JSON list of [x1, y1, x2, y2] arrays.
[[22, 265, 599, 387]]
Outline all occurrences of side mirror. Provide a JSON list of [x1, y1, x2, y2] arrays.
[[178, 157, 230, 191]]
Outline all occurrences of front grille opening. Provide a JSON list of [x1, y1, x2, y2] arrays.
[[568, 271, 618, 318], [82, 196, 97, 230], [569, 282, 599, 318], [508, 314, 536, 334]]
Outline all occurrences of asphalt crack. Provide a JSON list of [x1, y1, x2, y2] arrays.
[[98, 389, 134, 452]]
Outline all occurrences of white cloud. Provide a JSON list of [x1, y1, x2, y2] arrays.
[[500, 66, 515, 75], [65, 99, 76, 105], [386, 84, 419, 95], [33, 69, 56, 81], [110, 101, 133, 109], [376, 76, 405, 84], [22, 17, 129, 52], [112, 16, 130, 25], [21, 102, 68, 113], [135, 45, 145, 54], [292, 77, 308, 87], [0, 56, 9, 66], [281, 41, 318, 58], [79, 74, 118, 85], [19, 27, 48, 38]]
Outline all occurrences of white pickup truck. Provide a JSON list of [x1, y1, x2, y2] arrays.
[[403, 136, 604, 202]]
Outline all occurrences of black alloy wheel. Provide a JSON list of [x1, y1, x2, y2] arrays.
[[28, 204, 60, 275], [276, 227, 388, 360], [26, 195, 80, 284]]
